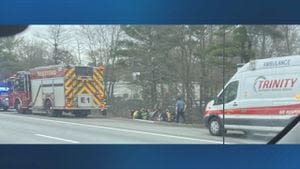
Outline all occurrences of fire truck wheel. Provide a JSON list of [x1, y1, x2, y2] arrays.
[[45, 100, 55, 117], [208, 117, 223, 136], [3, 106, 8, 111], [15, 101, 25, 114]]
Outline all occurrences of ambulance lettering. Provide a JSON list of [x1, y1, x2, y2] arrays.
[[254, 76, 297, 92]]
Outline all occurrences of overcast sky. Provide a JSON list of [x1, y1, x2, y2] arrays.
[[17, 25, 91, 65], [18, 25, 48, 40]]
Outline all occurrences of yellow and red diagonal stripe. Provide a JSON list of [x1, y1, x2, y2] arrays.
[[64, 68, 75, 99]]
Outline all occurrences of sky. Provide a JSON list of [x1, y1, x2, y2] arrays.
[[18, 25, 48, 40], [17, 25, 91, 65]]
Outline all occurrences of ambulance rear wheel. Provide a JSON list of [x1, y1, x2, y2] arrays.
[[208, 117, 223, 136]]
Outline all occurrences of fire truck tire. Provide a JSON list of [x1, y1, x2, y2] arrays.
[[3, 106, 8, 111], [45, 100, 55, 117], [15, 101, 25, 114]]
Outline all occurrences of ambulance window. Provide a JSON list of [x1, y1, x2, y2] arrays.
[[216, 81, 239, 104]]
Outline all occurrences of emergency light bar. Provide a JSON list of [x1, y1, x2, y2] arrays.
[[0, 87, 9, 92], [248, 60, 256, 70]]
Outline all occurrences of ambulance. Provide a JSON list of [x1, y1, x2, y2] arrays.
[[204, 55, 300, 136]]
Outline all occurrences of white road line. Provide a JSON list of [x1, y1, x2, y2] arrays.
[[35, 134, 80, 143], [0, 113, 226, 144], [133, 119, 155, 123]]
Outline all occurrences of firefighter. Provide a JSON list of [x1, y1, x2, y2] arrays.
[[165, 109, 173, 122], [175, 97, 186, 123], [133, 110, 140, 119], [129, 109, 135, 118], [141, 108, 149, 120]]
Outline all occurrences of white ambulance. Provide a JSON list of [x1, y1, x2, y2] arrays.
[[204, 55, 300, 136]]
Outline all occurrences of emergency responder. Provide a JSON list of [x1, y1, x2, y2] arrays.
[[175, 97, 186, 123]]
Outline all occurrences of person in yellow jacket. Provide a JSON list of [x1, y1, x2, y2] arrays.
[[165, 109, 173, 122], [133, 110, 140, 119]]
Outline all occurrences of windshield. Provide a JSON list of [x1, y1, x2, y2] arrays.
[[0, 25, 299, 144], [215, 81, 239, 105], [14, 75, 25, 91]]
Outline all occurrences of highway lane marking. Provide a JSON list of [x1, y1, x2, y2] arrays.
[[133, 119, 155, 123], [35, 134, 80, 143], [0, 113, 226, 144]]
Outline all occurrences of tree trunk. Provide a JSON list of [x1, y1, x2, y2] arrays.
[[261, 32, 266, 58], [284, 26, 291, 55], [110, 81, 115, 101]]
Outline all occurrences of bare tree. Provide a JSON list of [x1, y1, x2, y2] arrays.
[[16, 40, 49, 69], [79, 25, 123, 101], [35, 25, 74, 64]]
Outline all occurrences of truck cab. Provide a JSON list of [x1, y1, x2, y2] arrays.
[[9, 71, 31, 113]]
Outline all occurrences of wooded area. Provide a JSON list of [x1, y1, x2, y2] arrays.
[[1, 25, 299, 122]]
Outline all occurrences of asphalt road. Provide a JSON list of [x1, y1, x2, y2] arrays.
[[0, 110, 275, 144]]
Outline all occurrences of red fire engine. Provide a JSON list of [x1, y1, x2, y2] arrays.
[[9, 65, 106, 117]]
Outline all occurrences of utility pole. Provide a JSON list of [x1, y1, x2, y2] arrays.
[[222, 25, 226, 144]]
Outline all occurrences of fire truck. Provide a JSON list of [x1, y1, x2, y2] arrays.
[[9, 65, 106, 117], [0, 81, 11, 111]]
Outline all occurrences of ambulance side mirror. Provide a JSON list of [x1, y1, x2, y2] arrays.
[[213, 97, 218, 105], [213, 96, 224, 105]]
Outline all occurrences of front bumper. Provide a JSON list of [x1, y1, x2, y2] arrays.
[[203, 115, 210, 128], [0, 102, 8, 108]]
